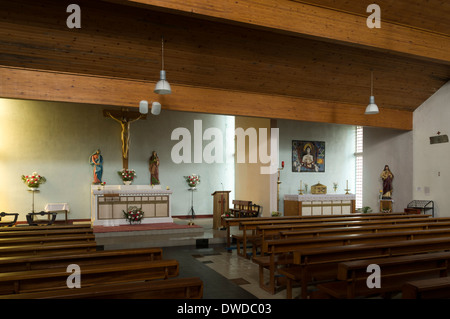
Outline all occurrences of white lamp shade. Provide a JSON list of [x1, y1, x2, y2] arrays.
[[365, 96, 379, 114], [151, 102, 161, 115], [139, 100, 148, 114], [154, 70, 171, 95]]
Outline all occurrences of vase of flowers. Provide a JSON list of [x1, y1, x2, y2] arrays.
[[118, 168, 137, 185], [21, 172, 46, 190], [184, 174, 200, 189], [123, 206, 144, 224]]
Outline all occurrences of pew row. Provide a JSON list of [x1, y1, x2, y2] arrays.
[[402, 277, 450, 299], [0, 259, 179, 295], [313, 251, 450, 299], [235, 215, 435, 258], [281, 237, 450, 299], [249, 218, 449, 257], [253, 228, 450, 295], [223, 213, 413, 248], [0, 277, 204, 299], [0, 234, 96, 247], [0, 247, 163, 272], [0, 242, 99, 257], [0, 224, 92, 232], [0, 228, 94, 238]]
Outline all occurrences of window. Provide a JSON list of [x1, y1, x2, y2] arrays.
[[355, 126, 363, 209]]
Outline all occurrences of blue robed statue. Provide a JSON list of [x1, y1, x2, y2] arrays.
[[90, 149, 103, 184]]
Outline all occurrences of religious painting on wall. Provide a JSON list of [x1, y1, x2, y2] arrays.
[[292, 140, 325, 172]]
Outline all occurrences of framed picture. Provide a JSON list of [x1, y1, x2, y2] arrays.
[[292, 140, 325, 172]]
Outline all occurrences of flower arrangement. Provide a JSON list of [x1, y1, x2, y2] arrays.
[[333, 182, 338, 192], [123, 206, 144, 224], [221, 211, 233, 218], [185, 174, 200, 188], [118, 169, 137, 182], [21, 172, 46, 189]]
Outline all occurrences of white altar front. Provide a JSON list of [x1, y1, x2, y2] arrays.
[[284, 194, 356, 216], [91, 185, 173, 226]]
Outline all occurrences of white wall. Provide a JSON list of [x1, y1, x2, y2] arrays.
[[278, 120, 356, 213], [363, 127, 413, 213], [0, 98, 235, 222], [413, 81, 450, 217]]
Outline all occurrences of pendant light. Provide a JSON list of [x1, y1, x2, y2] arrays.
[[154, 37, 172, 95], [365, 71, 379, 115]]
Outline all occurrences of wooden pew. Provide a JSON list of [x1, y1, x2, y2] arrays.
[[223, 212, 412, 248], [0, 234, 96, 247], [0, 277, 204, 299], [250, 217, 441, 256], [0, 247, 163, 272], [0, 242, 99, 257], [402, 277, 450, 299], [229, 200, 259, 218], [284, 237, 450, 299], [224, 216, 304, 248], [236, 215, 435, 258], [0, 228, 94, 238], [0, 224, 92, 232], [278, 221, 450, 240], [254, 228, 450, 294], [0, 259, 179, 295], [313, 251, 450, 299]]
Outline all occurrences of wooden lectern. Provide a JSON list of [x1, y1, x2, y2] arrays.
[[211, 191, 231, 229]]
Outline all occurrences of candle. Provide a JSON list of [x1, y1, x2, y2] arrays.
[[346, 180, 348, 189], [282, 161, 284, 168], [300, 180, 302, 189]]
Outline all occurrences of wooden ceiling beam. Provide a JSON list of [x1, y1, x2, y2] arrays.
[[0, 66, 412, 130], [113, 0, 450, 64]]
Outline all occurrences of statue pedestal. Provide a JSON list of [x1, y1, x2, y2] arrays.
[[380, 199, 393, 213], [91, 185, 173, 226]]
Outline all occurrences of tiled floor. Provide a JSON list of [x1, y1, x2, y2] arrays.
[[96, 218, 301, 299]]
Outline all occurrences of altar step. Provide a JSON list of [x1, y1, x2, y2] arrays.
[[94, 219, 228, 249]]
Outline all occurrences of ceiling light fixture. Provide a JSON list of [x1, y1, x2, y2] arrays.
[[365, 71, 379, 115], [154, 36, 172, 95], [139, 100, 148, 114], [151, 102, 161, 115], [139, 100, 161, 115]]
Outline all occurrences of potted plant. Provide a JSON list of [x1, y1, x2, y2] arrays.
[[359, 206, 373, 214]]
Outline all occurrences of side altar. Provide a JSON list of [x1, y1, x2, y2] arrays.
[[284, 194, 356, 216], [91, 185, 173, 226]]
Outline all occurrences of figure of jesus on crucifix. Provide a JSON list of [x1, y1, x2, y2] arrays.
[[103, 108, 146, 169]]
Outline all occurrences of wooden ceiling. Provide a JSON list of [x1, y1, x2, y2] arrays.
[[296, 0, 450, 36], [0, 0, 449, 129]]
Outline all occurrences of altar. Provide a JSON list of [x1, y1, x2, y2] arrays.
[[284, 194, 356, 216], [91, 185, 173, 226]]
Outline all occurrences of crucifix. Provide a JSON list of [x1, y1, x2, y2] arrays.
[[103, 108, 146, 169]]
